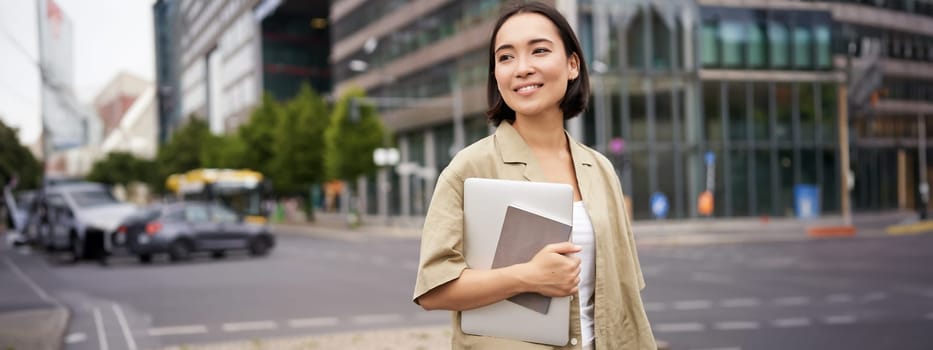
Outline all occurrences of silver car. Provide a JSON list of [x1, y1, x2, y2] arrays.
[[116, 201, 274, 264]]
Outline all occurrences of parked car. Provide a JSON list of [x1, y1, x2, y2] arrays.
[[33, 182, 139, 261], [116, 201, 275, 263]]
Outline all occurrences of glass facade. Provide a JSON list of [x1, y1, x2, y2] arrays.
[[261, 10, 332, 99], [701, 7, 833, 71]]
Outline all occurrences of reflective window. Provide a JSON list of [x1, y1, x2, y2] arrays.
[[768, 21, 790, 68], [721, 20, 744, 68], [747, 23, 767, 68], [793, 25, 812, 69], [814, 24, 832, 69], [701, 22, 719, 67]]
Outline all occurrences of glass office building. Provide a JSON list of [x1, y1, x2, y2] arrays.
[[331, 0, 933, 220]]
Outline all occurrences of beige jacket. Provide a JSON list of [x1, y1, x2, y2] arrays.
[[413, 121, 656, 350]]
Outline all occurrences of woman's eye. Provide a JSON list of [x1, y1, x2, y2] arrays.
[[533, 48, 550, 54], [498, 54, 513, 62]]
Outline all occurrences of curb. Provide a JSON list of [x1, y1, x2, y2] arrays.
[[885, 220, 933, 235], [0, 306, 69, 350], [806, 225, 857, 238]]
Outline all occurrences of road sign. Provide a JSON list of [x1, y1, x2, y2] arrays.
[[704, 151, 716, 166], [650, 192, 669, 219]]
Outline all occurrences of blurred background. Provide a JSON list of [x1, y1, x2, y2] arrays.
[[2, 0, 933, 350]]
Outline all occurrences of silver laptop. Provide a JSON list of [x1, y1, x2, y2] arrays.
[[461, 178, 573, 346]]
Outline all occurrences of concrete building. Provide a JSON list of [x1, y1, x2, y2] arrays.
[[331, 0, 933, 220], [154, 0, 331, 139]]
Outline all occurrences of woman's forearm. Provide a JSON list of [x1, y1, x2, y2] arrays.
[[418, 265, 529, 311]]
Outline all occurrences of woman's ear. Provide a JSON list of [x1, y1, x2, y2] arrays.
[[568, 53, 580, 80]]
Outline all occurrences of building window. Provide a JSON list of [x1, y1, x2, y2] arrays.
[[747, 22, 767, 68], [701, 21, 719, 67], [768, 20, 790, 69], [721, 20, 744, 68], [793, 24, 812, 69], [814, 24, 832, 69]]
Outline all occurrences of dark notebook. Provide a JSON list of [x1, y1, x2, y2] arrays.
[[491, 205, 573, 314]]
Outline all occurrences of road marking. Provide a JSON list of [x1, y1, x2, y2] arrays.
[[772, 318, 811, 328], [645, 302, 667, 312], [826, 294, 855, 303], [720, 298, 760, 308], [371, 256, 389, 264], [823, 315, 857, 325], [65, 332, 86, 344], [861, 292, 887, 302], [714, 321, 760, 330], [415, 312, 449, 321], [93, 308, 109, 350], [147, 325, 208, 336], [674, 300, 713, 310], [351, 313, 403, 325], [2, 257, 63, 307], [222, 321, 277, 332], [691, 272, 733, 284], [654, 323, 705, 333], [288, 317, 339, 328], [402, 261, 419, 270], [774, 296, 810, 306], [111, 304, 137, 350], [687, 347, 741, 350]]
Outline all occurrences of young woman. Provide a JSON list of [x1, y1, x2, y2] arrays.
[[413, 2, 656, 349]]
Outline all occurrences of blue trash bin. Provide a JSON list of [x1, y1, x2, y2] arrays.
[[794, 184, 820, 219]]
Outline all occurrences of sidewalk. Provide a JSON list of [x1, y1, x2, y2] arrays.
[[273, 210, 925, 245]]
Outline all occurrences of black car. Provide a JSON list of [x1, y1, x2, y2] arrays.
[[116, 201, 275, 263]]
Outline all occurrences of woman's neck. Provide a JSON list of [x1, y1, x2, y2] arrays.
[[512, 111, 567, 152]]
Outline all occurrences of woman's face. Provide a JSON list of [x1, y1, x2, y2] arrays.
[[493, 13, 579, 120]]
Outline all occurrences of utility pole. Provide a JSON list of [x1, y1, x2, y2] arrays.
[[920, 114, 928, 219]]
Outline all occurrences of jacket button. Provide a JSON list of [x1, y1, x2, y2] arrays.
[[570, 338, 578, 346]]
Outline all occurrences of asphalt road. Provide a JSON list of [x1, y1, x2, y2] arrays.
[[2, 228, 933, 350]]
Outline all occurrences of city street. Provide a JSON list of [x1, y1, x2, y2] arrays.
[[2, 228, 933, 349]]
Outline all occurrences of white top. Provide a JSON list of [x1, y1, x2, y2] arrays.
[[571, 201, 596, 346]]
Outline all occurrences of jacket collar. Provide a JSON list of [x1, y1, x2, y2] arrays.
[[494, 121, 595, 183]]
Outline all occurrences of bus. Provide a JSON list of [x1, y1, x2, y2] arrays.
[[165, 169, 270, 223]]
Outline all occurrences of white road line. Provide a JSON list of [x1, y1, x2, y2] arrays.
[[823, 315, 857, 325], [402, 262, 419, 270], [93, 308, 109, 350], [720, 298, 760, 308], [111, 304, 137, 350], [288, 317, 339, 328], [714, 321, 760, 330], [644, 302, 667, 312], [371, 256, 389, 264], [774, 296, 810, 306], [772, 318, 811, 328], [674, 300, 713, 310], [654, 323, 705, 333], [415, 312, 449, 321], [147, 325, 208, 336], [351, 313, 403, 325], [2, 257, 63, 307], [826, 294, 855, 303], [65, 332, 87, 344], [862, 292, 887, 302], [687, 347, 741, 350], [222, 321, 278, 332]]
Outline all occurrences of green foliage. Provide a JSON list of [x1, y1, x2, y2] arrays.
[[86, 152, 156, 186], [202, 133, 246, 169], [237, 93, 283, 176], [152, 117, 214, 192], [324, 88, 386, 181], [0, 119, 41, 190], [272, 84, 330, 194]]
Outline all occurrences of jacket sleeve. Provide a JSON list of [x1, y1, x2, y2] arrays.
[[412, 168, 469, 303]]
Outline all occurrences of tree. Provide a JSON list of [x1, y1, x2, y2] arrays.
[[237, 93, 283, 176], [202, 133, 246, 169], [324, 88, 386, 182], [86, 152, 156, 186], [272, 84, 330, 196], [152, 117, 214, 192], [0, 119, 41, 190]]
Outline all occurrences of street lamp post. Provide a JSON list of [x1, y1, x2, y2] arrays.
[[373, 147, 400, 223]]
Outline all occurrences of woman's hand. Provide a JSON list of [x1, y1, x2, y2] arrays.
[[517, 242, 582, 297]]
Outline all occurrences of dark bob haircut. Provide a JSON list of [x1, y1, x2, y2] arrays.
[[485, 1, 590, 126]]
